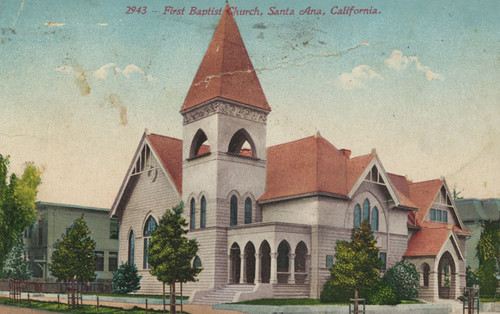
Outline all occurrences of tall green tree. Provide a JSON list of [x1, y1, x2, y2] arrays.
[[329, 220, 381, 309], [49, 215, 97, 308], [0, 155, 42, 271], [148, 202, 202, 314], [2, 237, 31, 280], [476, 220, 500, 297]]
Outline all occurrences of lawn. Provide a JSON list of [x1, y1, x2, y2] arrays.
[[81, 292, 189, 300], [237, 298, 347, 305], [0, 297, 184, 313], [237, 298, 423, 305]]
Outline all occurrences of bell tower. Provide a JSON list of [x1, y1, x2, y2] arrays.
[[181, 4, 270, 230]]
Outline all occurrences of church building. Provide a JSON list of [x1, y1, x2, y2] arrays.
[[110, 5, 471, 304]]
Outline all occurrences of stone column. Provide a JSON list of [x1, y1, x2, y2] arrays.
[[288, 253, 296, 284], [240, 254, 247, 284], [255, 253, 262, 283], [305, 254, 311, 284], [228, 254, 233, 284], [270, 252, 278, 284], [430, 270, 439, 302]]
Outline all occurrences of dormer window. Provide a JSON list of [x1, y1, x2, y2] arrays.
[[435, 186, 452, 206]]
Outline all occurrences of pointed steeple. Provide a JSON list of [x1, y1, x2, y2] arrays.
[[181, 4, 270, 112]]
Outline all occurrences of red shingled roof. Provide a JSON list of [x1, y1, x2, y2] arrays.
[[260, 134, 374, 201], [404, 227, 451, 256], [181, 4, 270, 113], [387, 173, 419, 209], [147, 134, 183, 193], [410, 179, 443, 224]]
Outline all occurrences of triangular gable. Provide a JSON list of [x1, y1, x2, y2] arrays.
[[440, 179, 466, 231], [347, 154, 401, 207], [438, 231, 465, 260], [110, 132, 182, 218], [413, 179, 466, 231]]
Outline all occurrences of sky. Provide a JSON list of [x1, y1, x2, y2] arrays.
[[0, 0, 498, 209]]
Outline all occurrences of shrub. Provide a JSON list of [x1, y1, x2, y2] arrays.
[[476, 259, 497, 297], [320, 279, 354, 303], [367, 281, 398, 305], [112, 262, 142, 294], [383, 260, 419, 301]]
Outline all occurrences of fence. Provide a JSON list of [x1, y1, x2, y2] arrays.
[[0, 279, 113, 294]]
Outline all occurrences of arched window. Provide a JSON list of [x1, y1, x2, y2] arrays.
[[277, 241, 290, 272], [143, 216, 157, 269], [354, 204, 361, 227], [228, 129, 256, 158], [190, 198, 196, 230], [200, 196, 206, 228], [189, 129, 211, 158], [363, 199, 370, 221], [193, 255, 202, 268], [371, 206, 379, 231], [128, 231, 135, 265], [230, 195, 238, 226], [245, 198, 252, 224], [423, 263, 430, 287]]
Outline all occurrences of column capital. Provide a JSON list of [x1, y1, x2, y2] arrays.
[[288, 253, 296, 259], [271, 252, 278, 258], [255, 253, 262, 259]]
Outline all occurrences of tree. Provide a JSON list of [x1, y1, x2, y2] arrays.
[[49, 215, 97, 308], [2, 237, 31, 280], [452, 184, 463, 200], [383, 260, 419, 301], [0, 154, 42, 271], [475, 220, 500, 297], [148, 202, 202, 314], [112, 262, 142, 294], [329, 220, 381, 310]]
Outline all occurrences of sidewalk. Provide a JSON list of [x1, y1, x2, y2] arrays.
[[0, 291, 244, 314]]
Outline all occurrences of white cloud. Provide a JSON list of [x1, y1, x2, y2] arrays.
[[58, 63, 154, 82], [93, 63, 116, 80], [385, 50, 442, 81], [333, 65, 382, 90], [97, 23, 108, 26]]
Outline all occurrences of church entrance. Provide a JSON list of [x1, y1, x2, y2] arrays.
[[230, 243, 241, 284], [244, 242, 256, 284], [260, 241, 271, 283], [438, 251, 456, 299]]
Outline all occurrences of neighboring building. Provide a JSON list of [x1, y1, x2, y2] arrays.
[[23, 202, 119, 281], [110, 5, 472, 303], [455, 198, 500, 269]]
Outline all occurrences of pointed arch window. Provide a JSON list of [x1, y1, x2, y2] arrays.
[[245, 198, 252, 224], [193, 255, 202, 268], [128, 231, 135, 265], [143, 216, 157, 269], [354, 204, 361, 227], [371, 206, 379, 231], [200, 196, 206, 228], [228, 129, 256, 158], [230, 195, 238, 226], [190, 198, 196, 230], [363, 199, 370, 221]]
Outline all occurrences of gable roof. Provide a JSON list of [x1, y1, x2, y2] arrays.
[[404, 221, 468, 258], [387, 173, 419, 209], [260, 134, 377, 202], [181, 4, 270, 113], [110, 133, 183, 218], [147, 134, 183, 193], [404, 227, 452, 257]]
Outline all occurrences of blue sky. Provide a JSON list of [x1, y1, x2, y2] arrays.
[[1, 0, 498, 208]]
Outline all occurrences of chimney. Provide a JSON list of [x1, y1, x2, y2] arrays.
[[340, 149, 351, 159]]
